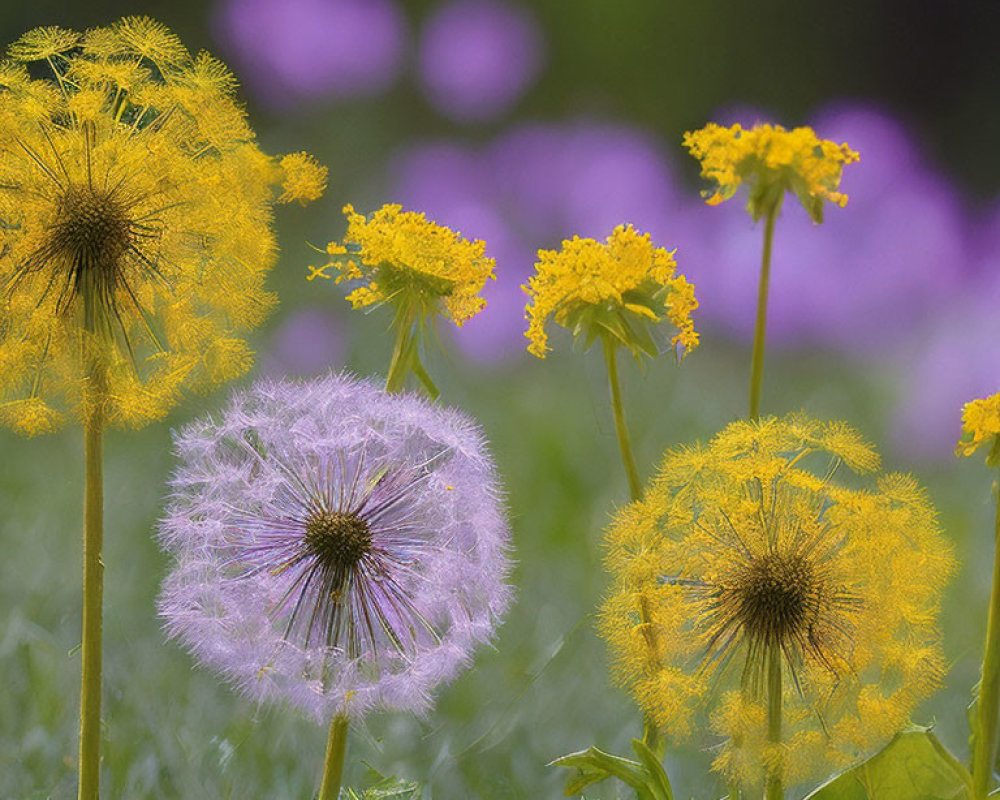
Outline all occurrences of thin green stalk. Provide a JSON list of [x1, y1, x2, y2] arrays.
[[602, 336, 662, 756], [749, 208, 777, 421], [602, 336, 643, 503], [764, 647, 783, 800], [972, 482, 1000, 799], [78, 367, 105, 800], [385, 312, 413, 394], [318, 715, 349, 800]]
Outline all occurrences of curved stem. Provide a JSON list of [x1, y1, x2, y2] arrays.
[[972, 482, 1000, 799], [385, 312, 413, 394], [602, 336, 662, 755], [318, 715, 349, 800], [78, 367, 105, 800], [764, 646, 783, 800], [749, 208, 777, 421], [602, 336, 643, 503]]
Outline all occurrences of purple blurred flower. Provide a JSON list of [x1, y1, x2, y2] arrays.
[[890, 243, 1000, 462], [683, 103, 970, 354], [260, 309, 346, 378], [159, 374, 511, 721], [418, 0, 543, 122], [212, 0, 406, 108], [389, 121, 684, 361]]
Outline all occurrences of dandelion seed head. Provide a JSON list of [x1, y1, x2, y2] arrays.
[[159, 373, 512, 722], [0, 17, 327, 435], [600, 414, 953, 787]]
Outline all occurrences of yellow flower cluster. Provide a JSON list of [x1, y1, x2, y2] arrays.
[[683, 123, 859, 222], [311, 204, 494, 327], [957, 392, 1000, 464], [600, 414, 952, 788], [523, 225, 699, 360], [0, 18, 326, 435]]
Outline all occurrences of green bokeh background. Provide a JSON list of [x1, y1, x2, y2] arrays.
[[0, 2, 994, 798]]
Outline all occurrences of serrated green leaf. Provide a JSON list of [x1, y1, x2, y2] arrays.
[[803, 725, 972, 800]]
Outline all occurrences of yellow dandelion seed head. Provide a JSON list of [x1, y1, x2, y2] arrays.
[[0, 18, 325, 435], [522, 224, 698, 361], [956, 391, 1000, 464], [316, 203, 494, 327], [599, 412, 952, 787], [683, 122, 859, 223]]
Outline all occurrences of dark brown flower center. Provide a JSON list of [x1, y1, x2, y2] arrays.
[[725, 552, 819, 648], [52, 186, 132, 281], [304, 510, 372, 572]]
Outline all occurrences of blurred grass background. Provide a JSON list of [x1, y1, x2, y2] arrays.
[[0, 1, 997, 798]]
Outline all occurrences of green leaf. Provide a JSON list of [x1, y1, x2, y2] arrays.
[[551, 742, 678, 800], [550, 746, 654, 800], [631, 738, 674, 800], [803, 725, 972, 800], [341, 765, 422, 800]]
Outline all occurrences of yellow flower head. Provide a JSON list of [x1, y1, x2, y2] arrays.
[[0, 17, 327, 435], [956, 392, 1000, 465], [600, 414, 953, 789], [523, 224, 699, 361], [683, 122, 859, 223], [312, 203, 494, 327]]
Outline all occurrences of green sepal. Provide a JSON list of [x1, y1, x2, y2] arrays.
[[561, 278, 678, 366], [803, 724, 972, 800]]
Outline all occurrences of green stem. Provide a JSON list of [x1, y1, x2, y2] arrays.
[[78, 368, 105, 800], [385, 312, 413, 394], [972, 483, 1000, 799], [749, 207, 777, 421], [318, 715, 349, 800], [602, 336, 643, 503], [764, 647, 783, 800], [602, 336, 662, 756]]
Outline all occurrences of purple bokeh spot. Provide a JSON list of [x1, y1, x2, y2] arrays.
[[260, 308, 345, 377], [418, 0, 543, 123], [212, 0, 406, 108], [890, 275, 1000, 462]]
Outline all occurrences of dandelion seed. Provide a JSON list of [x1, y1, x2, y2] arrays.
[[159, 373, 512, 721], [600, 414, 953, 789]]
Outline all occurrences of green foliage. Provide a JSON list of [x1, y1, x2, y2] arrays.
[[551, 738, 673, 800], [803, 725, 972, 800], [342, 766, 422, 800]]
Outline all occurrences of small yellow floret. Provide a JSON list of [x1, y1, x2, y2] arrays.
[[314, 203, 494, 327], [683, 122, 859, 222], [957, 392, 1000, 464], [523, 224, 698, 360], [278, 152, 328, 205]]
